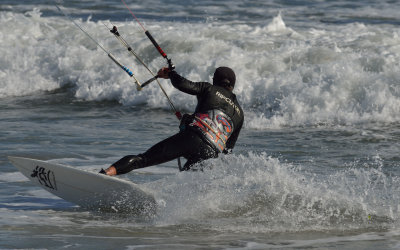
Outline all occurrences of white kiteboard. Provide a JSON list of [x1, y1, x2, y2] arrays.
[[8, 156, 156, 214]]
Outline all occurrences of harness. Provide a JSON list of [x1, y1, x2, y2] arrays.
[[189, 110, 234, 153]]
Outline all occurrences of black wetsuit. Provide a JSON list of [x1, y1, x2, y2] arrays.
[[112, 71, 244, 174]]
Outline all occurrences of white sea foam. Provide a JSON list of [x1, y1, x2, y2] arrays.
[[149, 152, 399, 232], [0, 172, 27, 182], [1, 9, 400, 129], [2, 153, 398, 234]]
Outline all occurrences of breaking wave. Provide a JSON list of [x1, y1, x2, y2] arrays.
[[2, 9, 400, 128]]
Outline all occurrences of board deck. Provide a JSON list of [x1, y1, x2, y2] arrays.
[[8, 156, 156, 214]]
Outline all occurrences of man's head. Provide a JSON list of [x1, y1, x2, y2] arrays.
[[213, 67, 236, 91]]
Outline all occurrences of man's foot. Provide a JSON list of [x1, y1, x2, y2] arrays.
[[99, 166, 117, 176]]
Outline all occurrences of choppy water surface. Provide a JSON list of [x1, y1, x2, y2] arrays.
[[1, 0, 400, 249]]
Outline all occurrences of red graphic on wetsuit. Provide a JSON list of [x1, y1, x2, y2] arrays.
[[191, 113, 233, 152]]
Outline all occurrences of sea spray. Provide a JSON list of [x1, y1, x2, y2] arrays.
[[2, 10, 400, 127], [149, 152, 399, 232]]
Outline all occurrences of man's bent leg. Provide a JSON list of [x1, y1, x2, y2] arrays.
[[103, 132, 189, 176]]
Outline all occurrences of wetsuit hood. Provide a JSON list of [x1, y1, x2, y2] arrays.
[[213, 67, 236, 89]]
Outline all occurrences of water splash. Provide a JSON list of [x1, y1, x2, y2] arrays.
[[2, 10, 400, 128], [148, 152, 399, 232]]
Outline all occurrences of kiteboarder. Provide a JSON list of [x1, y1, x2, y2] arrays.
[[101, 66, 244, 175]]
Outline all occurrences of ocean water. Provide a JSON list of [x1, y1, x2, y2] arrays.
[[1, 0, 400, 249]]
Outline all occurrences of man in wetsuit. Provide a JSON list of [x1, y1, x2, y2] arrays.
[[101, 66, 244, 176]]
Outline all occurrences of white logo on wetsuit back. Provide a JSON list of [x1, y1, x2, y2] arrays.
[[216, 91, 240, 115]]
